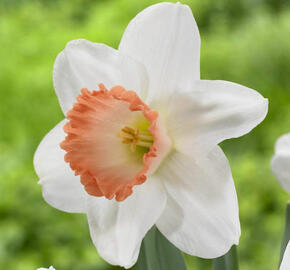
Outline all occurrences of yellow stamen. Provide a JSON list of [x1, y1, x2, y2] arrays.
[[118, 126, 154, 152]]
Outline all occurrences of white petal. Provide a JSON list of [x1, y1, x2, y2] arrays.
[[167, 80, 268, 155], [86, 178, 166, 268], [119, 2, 200, 104], [280, 241, 290, 270], [53, 39, 148, 114], [271, 133, 290, 192], [34, 120, 87, 213], [156, 146, 240, 258]]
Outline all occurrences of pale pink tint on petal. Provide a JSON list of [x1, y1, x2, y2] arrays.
[[61, 84, 171, 201]]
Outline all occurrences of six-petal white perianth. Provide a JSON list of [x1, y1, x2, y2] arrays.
[[280, 241, 290, 270], [272, 133, 290, 192], [34, 2, 268, 268]]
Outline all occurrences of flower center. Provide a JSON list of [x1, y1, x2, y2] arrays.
[[118, 126, 154, 152], [61, 84, 171, 201]]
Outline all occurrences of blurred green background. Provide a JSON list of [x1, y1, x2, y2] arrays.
[[1, 0, 290, 269]]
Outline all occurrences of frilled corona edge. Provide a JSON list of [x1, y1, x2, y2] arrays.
[[60, 84, 161, 201]]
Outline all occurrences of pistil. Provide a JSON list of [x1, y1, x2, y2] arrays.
[[118, 126, 154, 152]]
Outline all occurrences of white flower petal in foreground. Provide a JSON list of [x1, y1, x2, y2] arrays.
[[87, 178, 166, 268], [34, 2, 268, 268], [34, 120, 87, 213], [272, 133, 290, 192], [155, 146, 240, 258], [280, 241, 290, 270], [166, 80, 268, 155], [118, 2, 200, 103], [54, 41, 148, 114]]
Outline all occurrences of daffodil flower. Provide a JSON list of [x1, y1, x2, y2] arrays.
[[280, 241, 290, 270], [34, 2, 268, 268], [272, 133, 290, 192]]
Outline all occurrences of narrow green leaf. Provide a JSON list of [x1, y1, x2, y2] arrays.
[[279, 202, 290, 268], [136, 227, 159, 270], [213, 245, 239, 270], [135, 226, 187, 270], [155, 228, 187, 270]]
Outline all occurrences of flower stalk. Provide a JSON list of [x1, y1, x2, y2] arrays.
[[134, 226, 187, 270], [213, 245, 239, 270], [279, 202, 290, 267]]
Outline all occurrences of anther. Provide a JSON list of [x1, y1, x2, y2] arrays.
[[118, 126, 154, 152]]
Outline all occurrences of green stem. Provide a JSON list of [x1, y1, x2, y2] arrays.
[[279, 202, 290, 268], [134, 226, 187, 270], [213, 245, 239, 270]]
